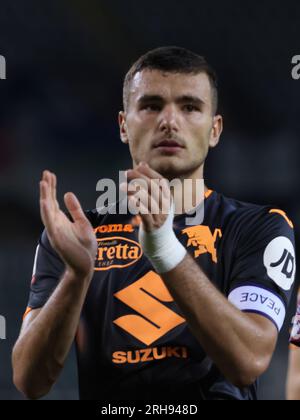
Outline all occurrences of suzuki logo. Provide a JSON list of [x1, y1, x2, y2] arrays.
[[114, 271, 185, 346]]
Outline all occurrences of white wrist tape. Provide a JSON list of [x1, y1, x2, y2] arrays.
[[138, 200, 187, 274]]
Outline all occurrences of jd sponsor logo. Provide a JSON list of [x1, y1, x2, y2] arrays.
[[264, 236, 296, 291]]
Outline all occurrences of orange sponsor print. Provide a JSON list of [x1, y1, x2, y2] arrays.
[[269, 209, 294, 229], [182, 226, 222, 263], [94, 224, 135, 234], [112, 346, 188, 364], [114, 271, 186, 346], [95, 236, 143, 271]]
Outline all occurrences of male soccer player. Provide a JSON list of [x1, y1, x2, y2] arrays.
[[13, 47, 296, 400]]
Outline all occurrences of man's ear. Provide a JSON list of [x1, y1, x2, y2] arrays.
[[209, 114, 223, 148], [119, 111, 129, 145]]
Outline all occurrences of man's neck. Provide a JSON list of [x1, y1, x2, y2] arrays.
[[170, 167, 207, 216]]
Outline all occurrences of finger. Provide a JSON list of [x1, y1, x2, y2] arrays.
[[160, 177, 172, 202], [51, 172, 60, 212], [161, 190, 172, 215], [43, 170, 52, 186], [120, 182, 130, 194], [148, 180, 164, 214], [124, 174, 155, 212], [40, 199, 54, 234], [126, 169, 151, 188], [141, 176, 170, 214], [42, 171, 58, 213], [134, 164, 171, 201], [126, 168, 165, 204], [126, 170, 152, 202], [51, 172, 57, 202], [127, 189, 153, 214], [125, 174, 166, 215], [39, 179, 48, 201], [139, 188, 160, 215], [128, 195, 152, 230], [39, 182, 54, 234], [136, 162, 164, 180], [43, 170, 53, 202], [40, 170, 53, 226], [42, 170, 48, 183], [64, 192, 86, 222]]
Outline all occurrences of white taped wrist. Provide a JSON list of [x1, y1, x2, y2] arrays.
[[138, 201, 187, 274]]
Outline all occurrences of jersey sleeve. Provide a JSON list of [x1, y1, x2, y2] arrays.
[[26, 229, 65, 311], [228, 208, 296, 331]]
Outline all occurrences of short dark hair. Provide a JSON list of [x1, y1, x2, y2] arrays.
[[123, 46, 218, 115]]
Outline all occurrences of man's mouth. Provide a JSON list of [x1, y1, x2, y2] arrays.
[[153, 139, 185, 152]]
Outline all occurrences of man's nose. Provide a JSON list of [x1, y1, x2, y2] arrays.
[[158, 105, 179, 132]]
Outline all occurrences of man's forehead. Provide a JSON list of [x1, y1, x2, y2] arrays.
[[130, 69, 211, 98]]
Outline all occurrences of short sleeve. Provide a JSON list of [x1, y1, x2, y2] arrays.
[[228, 208, 296, 331], [26, 229, 65, 310]]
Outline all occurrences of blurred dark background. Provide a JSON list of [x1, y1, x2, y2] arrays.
[[0, 0, 299, 400]]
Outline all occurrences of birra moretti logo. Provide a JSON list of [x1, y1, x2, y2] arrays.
[[95, 236, 143, 271]]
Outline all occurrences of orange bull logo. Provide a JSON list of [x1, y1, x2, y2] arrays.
[[182, 226, 222, 263]]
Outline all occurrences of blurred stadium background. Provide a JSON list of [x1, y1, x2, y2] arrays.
[[0, 0, 299, 400]]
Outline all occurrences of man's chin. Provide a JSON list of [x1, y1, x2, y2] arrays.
[[150, 162, 201, 181]]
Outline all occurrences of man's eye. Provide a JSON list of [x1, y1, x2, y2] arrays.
[[141, 104, 161, 112], [183, 104, 199, 112]]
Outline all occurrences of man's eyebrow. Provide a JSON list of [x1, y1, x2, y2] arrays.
[[137, 95, 164, 103], [136, 94, 206, 106], [176, 95, 206, 106]]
